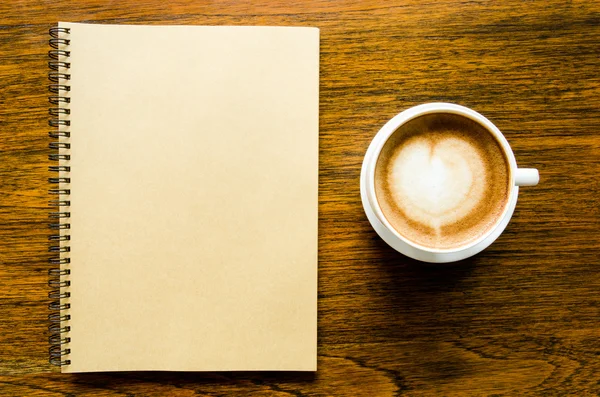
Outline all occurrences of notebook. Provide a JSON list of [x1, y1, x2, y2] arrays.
[[48, 22, 319, 373]]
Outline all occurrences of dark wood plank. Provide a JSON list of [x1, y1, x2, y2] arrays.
[[1, 0, 599, 395]]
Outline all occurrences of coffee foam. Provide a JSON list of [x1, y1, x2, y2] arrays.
[[374, 113, 510, 250]]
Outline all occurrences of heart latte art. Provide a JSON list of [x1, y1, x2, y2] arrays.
[[374, 114, 510, 250], [389, 137, 486, 234]]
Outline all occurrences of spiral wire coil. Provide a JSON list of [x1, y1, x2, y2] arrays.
[[48, 26, 72, 367]]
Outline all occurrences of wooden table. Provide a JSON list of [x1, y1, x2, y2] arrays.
[[1, 0, 599, 395]]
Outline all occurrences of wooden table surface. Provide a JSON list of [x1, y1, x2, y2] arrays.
[[1, 0, 599, 395]]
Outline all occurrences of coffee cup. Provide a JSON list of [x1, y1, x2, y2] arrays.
[[360, 103, 539, 263]]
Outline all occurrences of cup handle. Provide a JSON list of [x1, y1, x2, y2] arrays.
[[515, 168, 539, 186]]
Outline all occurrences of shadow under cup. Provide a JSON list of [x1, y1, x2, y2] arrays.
[[373, 112, 512, 251]]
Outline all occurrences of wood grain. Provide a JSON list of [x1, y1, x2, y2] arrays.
[[1, 0, 599, 395]]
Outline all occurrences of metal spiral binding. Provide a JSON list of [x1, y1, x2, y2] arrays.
[[48, 26, 72, 367]]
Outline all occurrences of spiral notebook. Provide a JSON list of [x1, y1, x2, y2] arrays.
[[48, 22, 319, 373]]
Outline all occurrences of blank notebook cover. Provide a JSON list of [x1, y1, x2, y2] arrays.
[[48, 22, 319, 373]]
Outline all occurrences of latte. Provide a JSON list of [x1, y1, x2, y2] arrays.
[[374, 113, 510, 250]]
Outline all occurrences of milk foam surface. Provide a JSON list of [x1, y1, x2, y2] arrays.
[[388, 136, 486, 235], [374, 113, 510, 250]]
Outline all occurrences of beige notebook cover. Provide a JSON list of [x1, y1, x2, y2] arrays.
[[52, 22, 318, 373]]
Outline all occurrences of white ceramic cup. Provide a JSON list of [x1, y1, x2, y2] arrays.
[[360, 103, 539, 263]]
